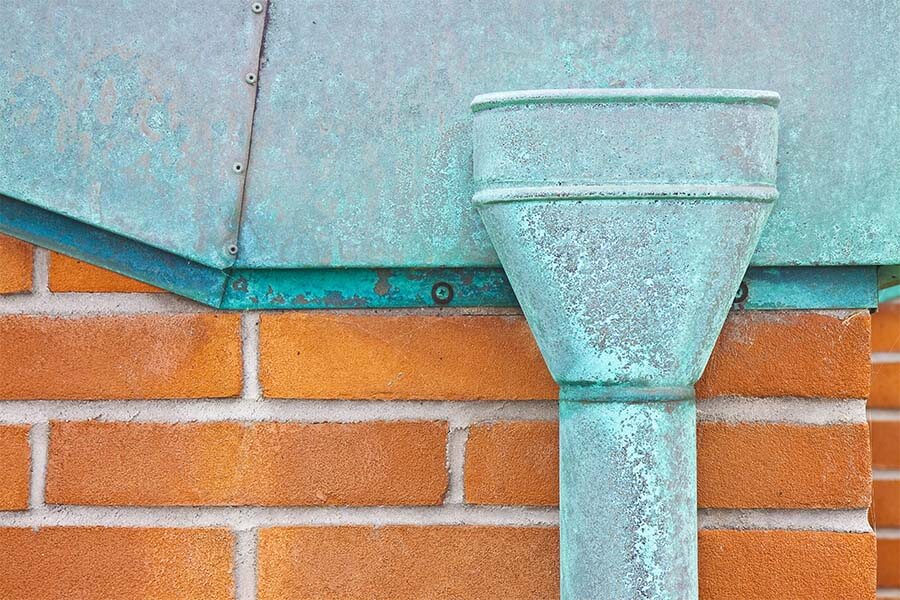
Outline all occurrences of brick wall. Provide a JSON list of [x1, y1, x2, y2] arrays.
[[872, 300, 900, 600], [0, 234, 877, 599]]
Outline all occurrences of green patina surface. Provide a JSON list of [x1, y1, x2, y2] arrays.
[[221, 267, 516, 309], [0, 190, 877, 310], [0, 193, 226, 304], [471, 89, 778, 599], [239, 0, 900, 269], [560, 397, 697, 600], [472, 90, 779, 389], [0, 189, 877, 310], [0, 1, 898, 293], [881, 286, 900, 304], [0, 2, 266, 270]]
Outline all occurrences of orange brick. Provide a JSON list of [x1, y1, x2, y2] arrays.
[[257, 526, 559, 600], [48, 252, 161, 293], [260, 311, 869, 400], [462, 420, 869, 509], [872, 363, 900, 408], [259, 314, 558, 400], [0, 425, 29, 510], [874, 302, 900, 352], [700, 530, 876, 599], [872, 421, 900, 469], [0, 527, 233, 599], [0, 234, 32, 294], [873, 480, 900, 527], [0, 314, 241, 399], [47, 421, 241, 506], [239, 421, 447, 506], [465, 421, 557, 506], [697, 422, 871, 508], [879, 537, 900, 588], [47, 420, 448, 506], [258, 527, 875, 599], [697, 310, 870, 399]]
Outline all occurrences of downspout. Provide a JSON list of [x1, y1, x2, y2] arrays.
[[471, 89, 780, 599]]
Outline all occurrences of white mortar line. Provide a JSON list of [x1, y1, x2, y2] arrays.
[[873, 352, 900, 364], [0, 294, 522, 316], [0, 505, 560, 528], [32, 246, 49, 296], [240, 313, 261, 401], [0, 399, 559, 425], [697, 397, 867, 425], [234, 528, 257, 600], [873, 470, 900, 480], [867, 408, 900, 421], [0, 397, 871, 426], [877, 588, 900, 598], [445, 427, 468, 505], [28, 422, 49, 509], [698, 508, 872, 533], [0, 506, 869, 532], [873, 528, 900, 539], [0, 292, 209, 314]]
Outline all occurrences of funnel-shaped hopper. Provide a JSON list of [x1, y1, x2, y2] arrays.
[[472, 89, 779, 599], [473, 89, 779, 394]]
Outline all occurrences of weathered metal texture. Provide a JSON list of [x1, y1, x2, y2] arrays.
[[210, 265, 877, 310], [880, 265, 900, 298], [0, 194, 226, 305], [0, 1, 267, 270], [0, 0, 890, 309], [737, 266, 878, 311], [472, 89, 778, 599], [220, 267, 515, 309], [473, 90, 779, 388], [239, 0, 899, 269], [881, 281, 900, 304], [560, 397, 697, 599]]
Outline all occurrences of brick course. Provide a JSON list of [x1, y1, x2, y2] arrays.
[[0, 425, 30, 510], [465, 421, 558, 506], [259, 311, 870, 401], [878, 538, 900, 588], [0, 527, 233, 600], [700, 530, 876, 599], [697, 422, 871, 508], [463, 420, 871, 509], [49, 252, 161, 293], [873, 303, 900, 352], [0, 234, 32, 294], [259, 313, 558, 400], [696, 310, 870, 399], [257, 526, 559, 600], [872, 364, 900, 408], [872, 421, 900, 468], [873, 480, 900, 528], [47, 420, 448, 506], [0, 314, 242, 399]]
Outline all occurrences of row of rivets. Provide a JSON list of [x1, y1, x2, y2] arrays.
[[228, 2, 265, 258]]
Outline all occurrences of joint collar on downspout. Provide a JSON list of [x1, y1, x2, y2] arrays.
[[471, 88, 779, 599]]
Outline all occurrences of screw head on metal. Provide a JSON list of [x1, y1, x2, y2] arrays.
[[431, 282, 454, 305], [251, 2, 263, 13], [733, 281, 749, 304], [245, 72, 257, 85], [227, 244, 239, 255], [232, 162, 244, 173]]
